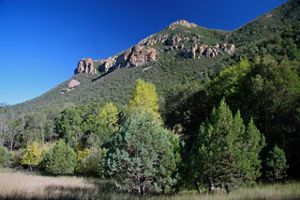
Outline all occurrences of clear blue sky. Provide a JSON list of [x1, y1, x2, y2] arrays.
[[0, 0, 288, 105]]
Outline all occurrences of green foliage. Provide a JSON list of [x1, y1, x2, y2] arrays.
[[43, 140, 77, 175], [21, 142, 42, 169], [56, 102, 119, 148], [86, 102, 119, 147], [209, 58, 251, 97], [76, 147, 107, 177], [0, 146, 10, 167], [106, 110, 180, 195], [196, 99, 265, 187], [265, 145, 288, 182]]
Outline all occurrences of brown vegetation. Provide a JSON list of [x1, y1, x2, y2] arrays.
[[0, 169, 300, 200]]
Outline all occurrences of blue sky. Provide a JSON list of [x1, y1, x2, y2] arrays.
[[0, 0, 288, 105]]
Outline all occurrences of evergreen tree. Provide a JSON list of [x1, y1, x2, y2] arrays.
[[265, 145, 288, 182], [196, 99, 265, 188], [43, 140, 77, 175], [106, 110, 180, 195]]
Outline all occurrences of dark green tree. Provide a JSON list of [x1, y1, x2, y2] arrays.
[[196, 99, 265, 188], [265, 145, 288, 182]]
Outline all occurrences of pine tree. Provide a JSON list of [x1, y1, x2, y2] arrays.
[[265, 145, 288, 182], [241, 119, 265, 184], [106, 110, 180, 195], [196, 99, 265, 188]]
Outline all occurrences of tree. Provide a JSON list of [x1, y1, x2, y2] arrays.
[[196, 99, 265, 188], [43, 140, 77, 175], [21, 142, 43, 170], [265, 145, 288, 182], [106, 110, 180, 195], [85, 102, 119, 147], [128, 79, 160, 119], [55, 106, 84, 148]]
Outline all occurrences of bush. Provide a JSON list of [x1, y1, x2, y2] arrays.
[[43, 140, 77, 175], [0, 146, 11, 167], [265, 145, 288, 182], [106, 110, 180, 195], [76, 147, 107, 177]]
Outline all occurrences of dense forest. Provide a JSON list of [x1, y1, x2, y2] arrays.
[[0, 0, 300, 196]]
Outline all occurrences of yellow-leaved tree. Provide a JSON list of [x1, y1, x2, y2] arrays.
[[128, 79, 160, 119], [21, 142, 42, 170]]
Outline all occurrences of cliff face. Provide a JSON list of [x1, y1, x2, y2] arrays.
[[75, 58, 97, 75], [74, 20, 235, 75]]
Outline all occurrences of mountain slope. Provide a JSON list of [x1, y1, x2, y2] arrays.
[[7, 0, 300, 114], [10, 21, 231, 113]]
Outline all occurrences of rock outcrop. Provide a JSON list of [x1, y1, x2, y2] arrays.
[[182, 43, 235, 59], [128, 45, 157, 67], [75, 58, 97, 74], [67, 79, 80, 89], [74, 20, 235, 75], [168, 20, 198, 29], [98, 45, 158, 73]]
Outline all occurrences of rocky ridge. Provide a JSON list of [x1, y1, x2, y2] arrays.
[[75, 20, 235, 75]]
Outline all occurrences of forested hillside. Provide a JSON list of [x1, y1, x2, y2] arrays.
[[0, 0, 300, 196]]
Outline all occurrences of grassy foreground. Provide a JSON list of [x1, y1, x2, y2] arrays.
[[0, 169, 299, 200]]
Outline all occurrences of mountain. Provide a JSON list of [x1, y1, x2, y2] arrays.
[[6, 0, 300, 115]]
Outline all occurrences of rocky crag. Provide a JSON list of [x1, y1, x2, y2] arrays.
[[75, 19, 235, 75]]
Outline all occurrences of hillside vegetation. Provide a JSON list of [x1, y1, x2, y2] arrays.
[[0, 0, 300, 198]]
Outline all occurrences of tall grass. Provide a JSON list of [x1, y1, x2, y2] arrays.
[[0, 169, 299, 200]]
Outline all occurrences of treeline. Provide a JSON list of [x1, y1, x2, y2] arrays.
[[0, 64, 293, 194]]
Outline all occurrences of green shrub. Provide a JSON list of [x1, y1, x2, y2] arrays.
[[76, 147, 107, 177], [43, 140, 77, 175], [0, 146, 11, 167]]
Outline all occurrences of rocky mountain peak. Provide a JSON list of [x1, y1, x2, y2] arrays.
[[168, 19, 198, 29]]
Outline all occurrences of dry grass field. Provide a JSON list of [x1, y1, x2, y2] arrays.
[[0, 169, 300, 200]]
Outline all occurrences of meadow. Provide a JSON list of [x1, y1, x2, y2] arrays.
[[0, 169, 299, 200]]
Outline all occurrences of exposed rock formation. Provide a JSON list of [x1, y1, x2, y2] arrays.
[[74, 20, 235, 75], [75, 58, 97, 74], [183, 43, 235, 59], [128, 45, 157, 67], [168, 20, 198, 29], [98, 45, 158, 73], [138, 33, 169, 46], [67, 79, 80, 89]]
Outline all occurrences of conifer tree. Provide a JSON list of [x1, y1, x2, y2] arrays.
[[265, 145, 288, 182], [196, 99, 265, 187], [106, 110, 180, 195]]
